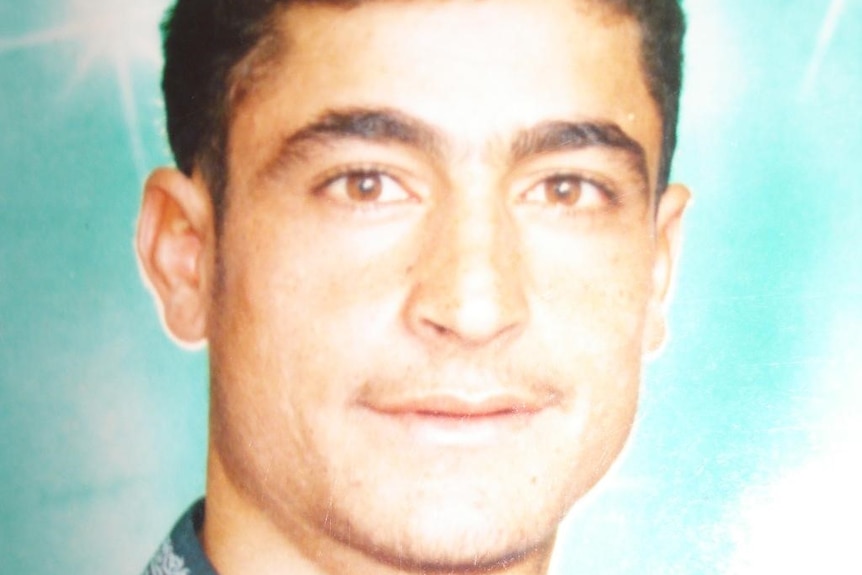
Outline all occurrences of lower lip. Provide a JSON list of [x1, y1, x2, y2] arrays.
[[371, 410, 537, 447]]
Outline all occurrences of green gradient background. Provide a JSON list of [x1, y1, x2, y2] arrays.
[[1, 1, 860, 573]]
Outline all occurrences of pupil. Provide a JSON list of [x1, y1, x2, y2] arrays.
[[359, 177, 376, 194], [348, 174, 382, 200], [547, 178, 579, 205], [556, 180, 572, 197]]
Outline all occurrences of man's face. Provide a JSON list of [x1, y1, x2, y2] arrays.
[[204, 0, 684, 569]]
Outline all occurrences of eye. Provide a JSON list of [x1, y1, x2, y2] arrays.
[[319, 170, 413, 205], [522, 174, 611, 210]]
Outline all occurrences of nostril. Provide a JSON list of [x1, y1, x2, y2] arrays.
[[425, 319, 453, 338], [409, 291, 528, 348], [402, 210, 529, 347]]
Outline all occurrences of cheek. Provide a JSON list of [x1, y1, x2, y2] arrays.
[[207, 202, 416, 411], [205, 217, 363, 511], [527, 225, 655, 358], [526, 225, 650, 454], [523, 224, 653, 461]]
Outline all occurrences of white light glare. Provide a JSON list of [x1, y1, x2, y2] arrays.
[[0, 0, 170, 175]]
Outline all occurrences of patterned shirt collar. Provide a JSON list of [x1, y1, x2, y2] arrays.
[[143, 500, 218, 575]]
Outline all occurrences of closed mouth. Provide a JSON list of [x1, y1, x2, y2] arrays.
[[368, 392, 548, 418]]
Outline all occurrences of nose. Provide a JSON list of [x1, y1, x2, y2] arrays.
[[403, 190, 529, 347]]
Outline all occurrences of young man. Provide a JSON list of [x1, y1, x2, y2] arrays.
[[137, 0, 689, 573]]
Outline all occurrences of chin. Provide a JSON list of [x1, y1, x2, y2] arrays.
[[326, 483, 561, 573], [367, 527, 550, 573]]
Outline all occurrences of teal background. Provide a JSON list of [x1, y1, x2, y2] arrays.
[[1, 1, 860, 573]]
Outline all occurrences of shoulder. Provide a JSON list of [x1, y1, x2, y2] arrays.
[[142, 500, 217, 575]]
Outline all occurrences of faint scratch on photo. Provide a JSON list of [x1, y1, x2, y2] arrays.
[[800, 0, 847, 100]]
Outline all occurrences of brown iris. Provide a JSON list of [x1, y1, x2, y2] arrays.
[[345, 173, 383, 201], [544, 176, 582, 206]]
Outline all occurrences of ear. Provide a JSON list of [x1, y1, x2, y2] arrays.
[[136, 167, 216, 347], [643, 183, 690, 356]]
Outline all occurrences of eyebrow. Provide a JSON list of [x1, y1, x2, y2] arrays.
[[259, 107, 648, 188], [510, 120, 649, 186], [259, 107, 448, 182]]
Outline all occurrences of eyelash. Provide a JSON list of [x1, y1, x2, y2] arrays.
[[313, 165, 416, 208], [520, 171, 620, 212], [312, 165, 620, 216]]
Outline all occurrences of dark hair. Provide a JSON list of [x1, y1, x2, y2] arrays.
[[613, 0, 686, 194], [161, 0, 685, 214]]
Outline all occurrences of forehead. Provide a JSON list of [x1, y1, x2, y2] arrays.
[[229, 0, 662, 187]]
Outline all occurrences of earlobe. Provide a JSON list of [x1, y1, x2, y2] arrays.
[[136, 167, 215, 347], [644, 183, 690, 356]]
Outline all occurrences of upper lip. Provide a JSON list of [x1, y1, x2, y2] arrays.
[[362, 390, 556, 418]]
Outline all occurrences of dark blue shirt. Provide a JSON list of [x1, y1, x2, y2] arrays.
[[143, 500, 218, 575]]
